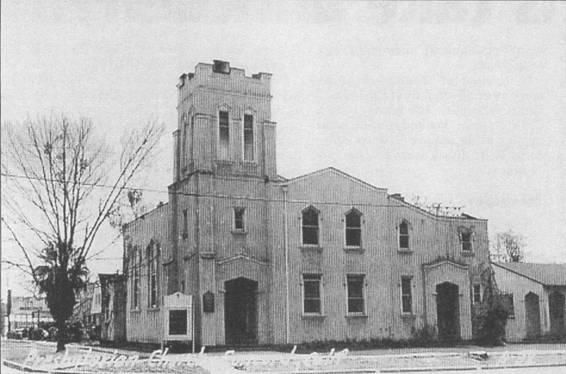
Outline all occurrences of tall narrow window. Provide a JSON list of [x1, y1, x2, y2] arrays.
[[302, 206, 319, 245], [219, 111, 229, 159], [303, 274, 322, 314], [184, 115, 192, 166], [345, 209, 362, 247], [132, 248, 140, 309], [347, 274, 365, 314], [234, 207, 245, 231], [243, 114, 254, 161], [473, 284, 481, 304], [148, 244, 159, 308], [182, 114, 188, 170], [182, 209, 188, 239], [401, 276, 412, 313], [461, 232, 472, 251], [399, 221, 409, 250]]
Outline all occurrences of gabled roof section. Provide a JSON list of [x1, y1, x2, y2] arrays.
[[493, 262, 566, 286], [281, 167, 387, 192]]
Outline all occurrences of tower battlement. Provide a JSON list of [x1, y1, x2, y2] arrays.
[[177, 60, 272, 100]]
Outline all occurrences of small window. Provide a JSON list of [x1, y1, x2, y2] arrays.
[[243, 114, 254, 161], [345, 210, 362, 247], [182, 209, 188, 239], [303, 274, 322, 314], [302, 206, 319, 245], [399, 221, 409, 249], [461, 232, 472, 251], [473, 284, 481, 304], [401, 276, 412, 314], [347, 275, 365, 314], [234, 207, 245, 231], [219, 111, 229, 159]]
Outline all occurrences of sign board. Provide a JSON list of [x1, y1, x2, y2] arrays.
[[163, 292, 192, 341]]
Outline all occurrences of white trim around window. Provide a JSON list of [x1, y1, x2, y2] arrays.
[[345, 273, 367, 316], [301, 273, 324, 316]]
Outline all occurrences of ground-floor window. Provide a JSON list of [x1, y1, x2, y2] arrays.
[[401, 276, 412, 314], [472, 284, 481, 304], [347, 274, 365, 314], [303, 274, 322, 314]]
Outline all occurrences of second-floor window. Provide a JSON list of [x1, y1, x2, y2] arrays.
[[345, 209, 362, 247], [234, 207, 245, 231], [243, 114, 254, 161], [302, 206, 319, 245], [219, 111, 229, 159], [399, 221, 409, 250], [461, 232, 472, 251], [182, 209, 188, 239]]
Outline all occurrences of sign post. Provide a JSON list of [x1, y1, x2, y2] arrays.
[[163, 292, 193, 352]]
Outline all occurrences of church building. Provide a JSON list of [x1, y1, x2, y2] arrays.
[[123, 60, 491, 347]]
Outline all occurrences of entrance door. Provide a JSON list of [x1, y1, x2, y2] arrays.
[[436, 282, 460, 341], [549, 291, 565, 336], [224, 277, 258, 346], [525, 292, 541, 339]]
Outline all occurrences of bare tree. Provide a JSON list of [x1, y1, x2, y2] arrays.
[[490, 230, 527, 263], [1, 114, 163, 351]]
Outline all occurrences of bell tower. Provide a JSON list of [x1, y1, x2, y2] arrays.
[[173, 60, 276, 182]]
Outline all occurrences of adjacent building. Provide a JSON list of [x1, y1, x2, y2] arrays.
[[99, 273, 127, 343], [492, 262, 566, 341], [7, 295, 53, 330], [123, 60, 492, 347]]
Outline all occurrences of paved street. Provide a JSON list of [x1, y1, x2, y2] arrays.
[[409, 368, 565, 374]]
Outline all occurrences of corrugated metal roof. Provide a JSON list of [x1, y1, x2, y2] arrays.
[[493, 262, 566, 286]]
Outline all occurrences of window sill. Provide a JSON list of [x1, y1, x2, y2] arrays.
[[147, 307, 160, 312], [345, 313, 368, 319], [300, 245, 323, 253], [398, 249, 413, 254], [401, 313, 416, 319], [461, 251, 475, 257], [301, 314, 326, 320], [344, 247, 364, 254], [231, 230, 248, 235]]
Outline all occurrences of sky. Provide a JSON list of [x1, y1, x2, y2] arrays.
[[1, 1, 565, 298]]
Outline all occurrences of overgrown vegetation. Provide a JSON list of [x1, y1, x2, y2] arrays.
[[474, 265, 509, 346]]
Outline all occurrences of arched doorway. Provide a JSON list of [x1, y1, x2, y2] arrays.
[[549, 291, 565, 336], [224, 277, 258, 346], [525, 292, 541, 339], [436, 282, 460, 341]]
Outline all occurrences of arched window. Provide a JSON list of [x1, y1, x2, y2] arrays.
[[345, 209, 362, 247], [302, 206, 319, 245], [399, 221, 409, 250]]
